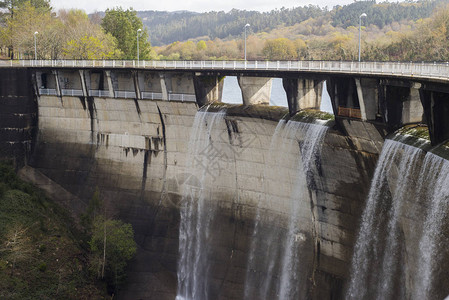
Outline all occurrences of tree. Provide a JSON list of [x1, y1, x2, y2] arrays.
[[0, 225, 32, 276], [63, 35, 120, 59], [101, 7, 152, 59], [89, 217, 137, 293], [0, 0, 51, 58], [262, 38, 297, 60]]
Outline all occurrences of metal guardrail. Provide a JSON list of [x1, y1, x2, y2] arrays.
[[6, 60, 449, 81], [39, 88, 57, 95], [168, 93, 196, 102], [140, 92, 196, 101], [89, 90, 110, 97], [61, 89, 83, 96], [115, 90, 136, 99], [141, 92, 163, 100]]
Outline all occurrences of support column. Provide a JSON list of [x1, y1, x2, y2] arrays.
[[402, 82, 423, 124], [237, 76, 272, 105], [105, 70, 115, 98], [52, 70, 61, 97], [380, 79, 423, 127], [420, 89, 449, 145], [326, 77, 360, 117], [79, 70, 88, 97], [283, 78, 323, 115], [193, 74, 224, 107], [160, 74, 169, 101], [132, 71, 141, 100], [355, 78, 379, 121]]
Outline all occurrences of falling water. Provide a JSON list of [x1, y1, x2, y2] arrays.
[[176, 110, 235, 300], [347, 139, 449, 300], [414, 152, 449, 299], [346, 140, 424, 300], [244, 120, 328, 299]]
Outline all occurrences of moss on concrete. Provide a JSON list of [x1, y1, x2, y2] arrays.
[[291, 109, 335, 123], [397, 124, 430, 140], [206, 102, 289, 121]]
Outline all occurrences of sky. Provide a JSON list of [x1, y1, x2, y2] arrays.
[[51, 0, 355, 14]]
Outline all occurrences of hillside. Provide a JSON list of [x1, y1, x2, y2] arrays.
[[137, 0, 447, 46], [0, 162, 107, 299]]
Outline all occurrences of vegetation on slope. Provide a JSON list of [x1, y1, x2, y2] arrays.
[[155, 0, 449, 61], [2, 0, 449, 61], [140, 0, 445, 46], [0, 162, 137, 298], [0, 162, 106, 299]]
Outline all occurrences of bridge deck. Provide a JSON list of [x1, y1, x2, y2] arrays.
[[2, 60, 449, 82]]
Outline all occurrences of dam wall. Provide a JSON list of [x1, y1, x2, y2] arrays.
[[0, 69, 36, 167], [5, 66, 449, 299], [19, 88, 382, 299]]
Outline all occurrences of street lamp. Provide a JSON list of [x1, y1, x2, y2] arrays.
[[34, 31, 38, 60], [137, 28, 142, 62], [244, 24, 250, 61], [358, 13, 367, 62]]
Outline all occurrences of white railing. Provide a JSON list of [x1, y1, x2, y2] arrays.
[[89, 90, 111, 97], [140, 91, 196, 102], [168, 93, 196, 102], [114, 90, 136, 99], [61, 89, 84, 96], [4, 60, 449, 81], [141, 92, 163, 100], [39, 88, 57, 95]]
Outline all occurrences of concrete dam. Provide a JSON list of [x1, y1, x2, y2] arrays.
[[1, 61, 449, 299]]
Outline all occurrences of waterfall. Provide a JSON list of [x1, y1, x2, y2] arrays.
[[346, 139, 449, 299], [244, 120, 328, 300], [176, 110, 235, 300], [414, 153, 449, 299]]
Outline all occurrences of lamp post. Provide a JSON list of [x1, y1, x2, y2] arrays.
[[244, 23, 250, 61], [34, 31, 38, 60], [137, 28, 142, 63], [358, 13, 367, 62]]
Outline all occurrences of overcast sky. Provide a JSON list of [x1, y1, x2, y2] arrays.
[[52, 0, 355, 14]]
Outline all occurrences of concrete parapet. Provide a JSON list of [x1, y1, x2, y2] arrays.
[[237, 76, 272, 105]]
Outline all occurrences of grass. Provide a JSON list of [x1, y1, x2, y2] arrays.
[[0, 162, 107, 300]]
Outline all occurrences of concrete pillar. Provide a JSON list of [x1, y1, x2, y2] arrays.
[[380, 80, 424, 127], [79, 70, 88, 97], [52, 70, 61, 97], [159, 74, 168, 101], [326, 77, 360, 117], [420, 89, 449, 145], [105, 70, 115, 98], [237, 76, 272, 105], [132, 71, 141, 99], [283, 78, 323, 115], [402, 83, 423, 124], [355, 78, 379, 121], [193, 75, 224, 107]]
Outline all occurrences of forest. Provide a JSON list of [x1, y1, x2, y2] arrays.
[[2, 0, 449, 61], [140, 0, 444, 46]]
